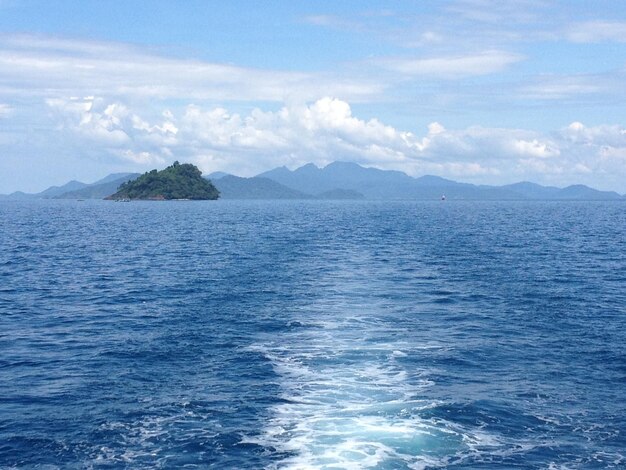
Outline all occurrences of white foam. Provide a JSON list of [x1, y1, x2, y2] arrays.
[[247, 320, 504, 469]]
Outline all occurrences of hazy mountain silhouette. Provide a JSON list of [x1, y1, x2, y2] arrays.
[[256, 162, 623, 200], [209, 174, 365, 200], [38, 180, 89, 198], [205, 171, 231, 180], [258, 162, 416, 198], [316, 188, 365, 200], [55, 173, 140, 199], [2, 162, 624, 200], [1, 173, 138, 200], [212, 175, 313, 199]]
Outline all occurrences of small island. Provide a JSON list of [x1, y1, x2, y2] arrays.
[[105, 162, 219, 200]]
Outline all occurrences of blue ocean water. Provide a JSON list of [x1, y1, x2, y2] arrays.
[[0, 199, 625, 469]]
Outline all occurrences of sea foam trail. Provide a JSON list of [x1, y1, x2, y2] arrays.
[[247, 316, 503, 469]]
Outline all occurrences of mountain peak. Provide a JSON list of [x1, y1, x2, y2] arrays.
[[91, 173, 140, 186], [324, 161, 361, 170], [294, 162, 320, 173], [205, 171, 231, 180]]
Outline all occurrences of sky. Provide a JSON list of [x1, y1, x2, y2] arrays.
[[1, 0, 626, 193]]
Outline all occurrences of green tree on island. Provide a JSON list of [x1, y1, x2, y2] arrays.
[[106, 161, 219, 200]]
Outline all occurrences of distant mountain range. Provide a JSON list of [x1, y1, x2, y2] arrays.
[[209, 161, 624, 200], [1, 162, 624, 201], [208, 174, 366, 200], [0, 173, 139, 200]]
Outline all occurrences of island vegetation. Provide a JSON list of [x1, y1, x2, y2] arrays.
[[105, 162, 219, 200]]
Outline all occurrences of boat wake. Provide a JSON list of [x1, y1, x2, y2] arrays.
[[246, 315, 505, 469]]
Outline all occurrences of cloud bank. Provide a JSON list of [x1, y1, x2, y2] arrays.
[[0, 34, 382, 103], [44, 96, 626, 191]]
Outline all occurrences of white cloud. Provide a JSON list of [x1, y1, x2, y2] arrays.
[[517, 158, 563, 175], [560, 121, 626, 147], [0, 34, 383, 103], [379, 51, 523, 78], [568, 121, 584, 132], [520, 76, 604, 99], [46, 97, 131, 146], [116, 150, 165, 165], [599, 146, 626, 166], [0, 103, 12, 117], [513, 139, 560, 158], [573, 163, 592, 174], [566, 21, 626, 43], [413, 31, 444, 46], [446, 0, 547, 24], [426, 161, 500, 177], [303, 15, 364, 31], [427, 122, 445, 135]]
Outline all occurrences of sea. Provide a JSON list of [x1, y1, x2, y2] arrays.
[[1, 199, 625, 469]]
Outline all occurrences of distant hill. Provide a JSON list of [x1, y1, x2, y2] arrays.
[[258, 162, 494, 199], [499, 182, 621, 200], [38, 180, 89, 198], [0, 173, 139, 200], [91, 172, 140, 186], [205, 171, 231, 180], [0, 180, 89, 199], [557, 185, 623, 200], [500, 181, 562, 199], [257, 162, 624, 200], [258, 162, 508, 199], [56, 173, 140, 199], [106, 162, 218, 200], [258, 161, 415, 198], [316, 188, 365, 200], [213, 175, 312, 199], [211, 174, 366, 200], [0, 191, 35, 200]]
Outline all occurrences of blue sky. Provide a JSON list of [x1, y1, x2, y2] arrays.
[[1, 0, 626, 193]]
